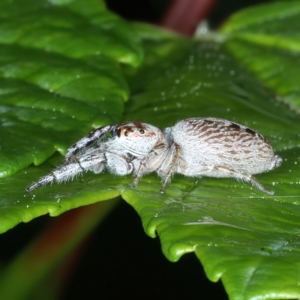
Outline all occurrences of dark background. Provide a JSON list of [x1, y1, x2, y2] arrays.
[[105, 0, 273, 28]]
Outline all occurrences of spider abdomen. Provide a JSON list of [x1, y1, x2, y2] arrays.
[[171, 118, 281, 176]]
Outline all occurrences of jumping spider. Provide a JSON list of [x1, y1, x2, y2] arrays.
[[26, 118, 282, 195]]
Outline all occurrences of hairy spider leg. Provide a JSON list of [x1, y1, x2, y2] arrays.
[[159, 143, 181, 193], [187, 165, 274, 195], [65, 125, 117, 163], [213, 165, 274, 195], [26, 152, 105, 192], [132, 143, 170, 189]]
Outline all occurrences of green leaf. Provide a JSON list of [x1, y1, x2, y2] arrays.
[[121, 15, 300, 300], [0, 0, 143, 178], [1, 2, 300, 300], [0, 0, 142, 65], [0, 155, 124, 233], [220, 1, 300, 112]]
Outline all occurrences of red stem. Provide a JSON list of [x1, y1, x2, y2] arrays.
[[160, 0, 216, 36]]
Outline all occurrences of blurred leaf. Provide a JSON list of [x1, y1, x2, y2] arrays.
[[0, 198, 119, 300], [221, 1, 300, 112], [0, 0, 142, 65]]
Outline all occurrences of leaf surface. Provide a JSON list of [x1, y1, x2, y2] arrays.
[[121, 8, 300, 300], [1, 2, 300, 300], [221, 1, 300, 112], [0, 0, 142, 178]]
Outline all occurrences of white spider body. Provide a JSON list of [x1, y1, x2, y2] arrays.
[[102, 122, 167, 176], [26, 118, 282, 195], [168, 118, 279, 176]]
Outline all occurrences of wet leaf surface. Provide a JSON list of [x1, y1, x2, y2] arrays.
[[1, 2, 300, 299]]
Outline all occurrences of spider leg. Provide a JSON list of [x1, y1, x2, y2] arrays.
[[210, 165, 274, 195], [159, 143, 180, 193], [132, 159, 148, 189], [26, 153, 105, 192], [65, 125, 117, 163], [132, 142, 169, 189], [186, 165, 274, 195]]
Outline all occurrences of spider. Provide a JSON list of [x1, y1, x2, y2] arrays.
[[26, 118, 282, 195]]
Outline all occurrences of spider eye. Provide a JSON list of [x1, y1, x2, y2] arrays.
[[139, 129, 145, 134], [124, 130, 128, 137]]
